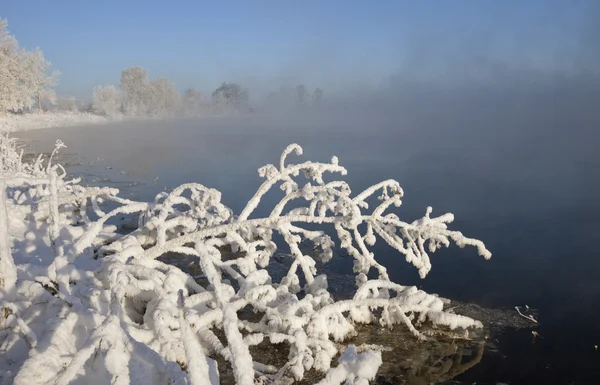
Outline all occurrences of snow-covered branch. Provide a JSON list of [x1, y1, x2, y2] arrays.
[[0, 136, 491, 384]]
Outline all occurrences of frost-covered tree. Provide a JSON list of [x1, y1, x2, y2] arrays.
[[119, 65, 150, 116], [147, 78, 180, 117], [118, 67, 180, 117], [0, 18, 59, 113], [0, 18, 26, 113], [92, 85, 122, 117], [22, 48, 60, 112], [212, 82, 248, 112]]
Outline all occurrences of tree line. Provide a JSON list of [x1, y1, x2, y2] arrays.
[[1, 16, 324, 117], [93, 68, 324, 117]]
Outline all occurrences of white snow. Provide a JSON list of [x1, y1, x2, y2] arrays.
[[0, 111, 173, 133], [0, 133, 491, 384], [316, 345, 382, 385], [0, 112, 110, 132]]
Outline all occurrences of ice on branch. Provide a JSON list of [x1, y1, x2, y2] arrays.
[[0, 134, 491, 385]]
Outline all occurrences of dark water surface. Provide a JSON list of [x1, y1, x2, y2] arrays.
[[16, 100, 600, 384]]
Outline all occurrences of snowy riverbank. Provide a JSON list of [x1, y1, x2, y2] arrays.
[[0, 112, 112, 132]]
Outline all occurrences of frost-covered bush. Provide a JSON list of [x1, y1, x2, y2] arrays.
[[0, 134, 491, 385], [92, 85, 122, 117]]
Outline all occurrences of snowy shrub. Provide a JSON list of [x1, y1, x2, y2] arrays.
[[92, 85, 122, 118], [0, 135, 491, 385]]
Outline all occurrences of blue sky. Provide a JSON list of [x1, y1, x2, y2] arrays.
[[1, 0, 595, 98]]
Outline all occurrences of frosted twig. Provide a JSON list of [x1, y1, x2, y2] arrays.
[[515, 306, 538, 324]]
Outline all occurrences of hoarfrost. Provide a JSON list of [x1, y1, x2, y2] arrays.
[[0, 133, 491, 384]]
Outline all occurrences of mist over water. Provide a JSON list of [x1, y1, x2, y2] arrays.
[[19, 78, 600, 280]]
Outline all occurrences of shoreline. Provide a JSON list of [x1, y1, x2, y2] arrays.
[[0, 111, 200, 133]]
